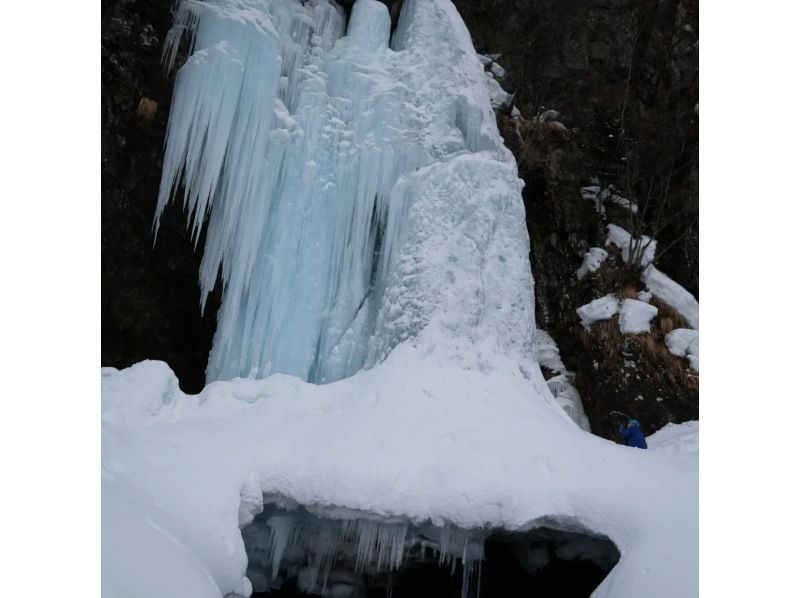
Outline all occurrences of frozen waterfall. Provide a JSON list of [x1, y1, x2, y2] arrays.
[[156, 0, 535, 384]]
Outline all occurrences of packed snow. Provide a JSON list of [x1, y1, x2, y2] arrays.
[[605, 223, 656, 268], [103, 356, 698, 598], [576, 247, 609, 280], [535, 329, 591, 431], [618, 298, 658, 335], [576, 294, 619, 329], [642, 265, 699, 329], [103, 1, 699, 597], [665, 328, 700, 371], [647, 420, 699, 466]]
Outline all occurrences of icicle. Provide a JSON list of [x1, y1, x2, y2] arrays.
[[157, 0, 534, 385]]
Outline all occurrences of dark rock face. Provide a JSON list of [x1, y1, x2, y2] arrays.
[[101, 0, 220, 393], [452, 0, 699, 438]]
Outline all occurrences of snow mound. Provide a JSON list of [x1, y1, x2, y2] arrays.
[[576, 294, 619, 329], [665, 328, 700, 371], [576, 247, 609, 280], [643, 266, 699, 329], [582, 185, 638, 214], [103, 355, 698, 598], [618, 299, 658, 335], [647, 421, 699, 464]]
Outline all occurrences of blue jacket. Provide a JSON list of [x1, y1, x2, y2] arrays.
[[620, 424, 648, 449]]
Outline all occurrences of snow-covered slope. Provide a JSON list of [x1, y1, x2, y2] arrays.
[[103, 358, 697, 598]]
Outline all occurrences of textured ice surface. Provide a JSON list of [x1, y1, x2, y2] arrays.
[[156, 0, 524, 384], [243, 502, 487, 597]]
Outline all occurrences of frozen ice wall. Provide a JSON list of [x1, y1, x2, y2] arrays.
[[156, 0, 534, 384]]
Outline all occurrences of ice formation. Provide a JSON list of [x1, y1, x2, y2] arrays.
[[535, 329, 591, 430], [243, 503, 487, 597], [155, 0, 524, 384], [102, 1, 699, 597]]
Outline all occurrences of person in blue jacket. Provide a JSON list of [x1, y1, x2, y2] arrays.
[[619, 419, 648, 449]]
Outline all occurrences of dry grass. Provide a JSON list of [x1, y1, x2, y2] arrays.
[[621, 284, 638, 300], [650, 296, 688, 330], [583, 294, 698, 390]]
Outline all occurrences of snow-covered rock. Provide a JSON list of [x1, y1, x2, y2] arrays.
[[665, 328, 700, 371], [618, 299, 658, 335], [582, 185, 638, 214], [606, 223, 655, 267], [576, 294, 619, 329], [643, 266, 699, 329], [647, 420, 698, 465], [576, 247, 609, 279]]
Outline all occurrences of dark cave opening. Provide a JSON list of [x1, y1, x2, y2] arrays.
[[243, 503, 619, 598]]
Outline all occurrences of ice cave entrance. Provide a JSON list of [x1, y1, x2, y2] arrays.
[[242, 502, 620, 598]]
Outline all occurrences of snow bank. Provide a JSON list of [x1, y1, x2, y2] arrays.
[[618, 299, 658, 335], [156, 0, 518, 385], [647, 421, 699, 466], [576, 247, 609, 280], [643, 266, 699, 329], [103, 354, 698, 598], [576, 294, 619, 329], [605, 224, 656, 267], [665, 328, 700, 371]]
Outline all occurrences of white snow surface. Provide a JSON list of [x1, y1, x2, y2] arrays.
[[103, 357, 698, 598], [534, 329, 591, 430], [576, 247, 609, 280], [618, 298, 658, 335], [665, 328, 700, 371], [647, 421, 699, 465], [576, 294, 619, 329], [643, 265, 700, 329], [606, 223, 655, 267]]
